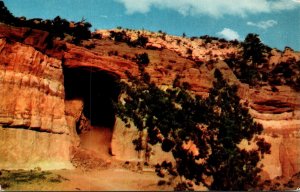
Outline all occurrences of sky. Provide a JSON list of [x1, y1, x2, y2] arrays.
[[3, 0, 300, 51]]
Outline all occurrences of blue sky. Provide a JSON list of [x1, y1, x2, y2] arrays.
[[3, 0, 300, 51]]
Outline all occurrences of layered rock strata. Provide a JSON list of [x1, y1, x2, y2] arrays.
[[0, 24, 299, 179]]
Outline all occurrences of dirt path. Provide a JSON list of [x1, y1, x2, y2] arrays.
[[1, 167, 172, 191], [51, 168, 171, 191]]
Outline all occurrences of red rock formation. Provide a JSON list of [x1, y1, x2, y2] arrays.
[[0, 38, 68, 133], [0, 24, 299, 180], [0, 36, 72, 169], [0, 23, 50, 51], [63, 43, 139, 78]]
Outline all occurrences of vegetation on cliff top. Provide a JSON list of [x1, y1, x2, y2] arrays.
[[104, 27, 300, 91], [2, 0, 299, 90], [0, 0, 92, 44], [226, 33, 300, 90]]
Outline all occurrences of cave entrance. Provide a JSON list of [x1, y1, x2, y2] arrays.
[[64, 67, 120, 158]]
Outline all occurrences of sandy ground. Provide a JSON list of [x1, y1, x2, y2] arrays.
[[1, 125, 173, 191], [79, 126, 113, 159], [46, 126, 173, 191], [50, 167, 172, 191], [0, 166, 173, 191]]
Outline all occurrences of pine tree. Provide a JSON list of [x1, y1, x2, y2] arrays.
[[115, 67, 271, 190], [243, 33, 266, 68], [203, 69, 271, 190]]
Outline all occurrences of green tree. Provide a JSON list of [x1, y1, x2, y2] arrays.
[[226, 33, 271, 86], [135, 52, 150, 66], [0, 0, 17, 25], [129, 35, 149, 47], [202, 69, 271, 190], [115, 67, 271, 190], [243, 33, 266, 68]]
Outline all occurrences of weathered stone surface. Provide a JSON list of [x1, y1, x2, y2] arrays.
[[258, 135, 300, 179], [0, 23, 50, 51], [111, 118, 174, 164], [64, 98, 84, 146], [63, 43, 139, 78], [0, 25, 299, 179], [0, 127, 73, 170], [0, 38, 69, 134], [111, 118, 140, 161], [0, 32, 72, 170]]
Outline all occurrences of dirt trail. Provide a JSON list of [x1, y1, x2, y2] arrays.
[[51, 168, 171, 191]]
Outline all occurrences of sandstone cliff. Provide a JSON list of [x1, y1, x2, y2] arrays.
[[0, 28, 72, 169], [0, 23, 299, 180]]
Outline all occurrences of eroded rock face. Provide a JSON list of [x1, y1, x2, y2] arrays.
[[63, 43, 139, 78], [0, 38, 68, 133], [0, 127, 73, 170], [0, 33, 72, 169], [236, 83, 300, 178], [111, 118, 174, 164], [0, 23, 50, 52], [0, 24, 299, 179]]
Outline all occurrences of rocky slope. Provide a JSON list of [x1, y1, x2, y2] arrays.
[[0, 23, 299, 180]]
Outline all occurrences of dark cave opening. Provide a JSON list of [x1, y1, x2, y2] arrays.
[[63, 67, 121, 157], [63, 67, 120, 131]]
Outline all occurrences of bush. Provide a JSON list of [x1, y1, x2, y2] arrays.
[[186, 48, 193, 55], [110, 30, 130, 43], [129, 35, 148, 47], [135, 52, 150, 66], [92, 33, 102, 39]]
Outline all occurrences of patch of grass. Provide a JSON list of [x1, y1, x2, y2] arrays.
[[0, 169, 68, 190], [48, 174, 69, 183]]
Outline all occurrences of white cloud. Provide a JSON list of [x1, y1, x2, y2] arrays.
[[217, 28, 240, 40], [115, 0, 300, 17], [247, 20, 278, 29]]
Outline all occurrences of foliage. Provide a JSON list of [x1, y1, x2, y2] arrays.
[[109, 30, 148, 48], [0, 169, 68, 190], [115, 65, 271, 190], [243, 33, 268, 67], [269, 58, 300, 91], [0, 1, 92, 44], [226, 57, 262, 86], [226, 34, 299, 90], [135, 52, 150, 66], [199, 35, 223, 44], [225, 34, 270, 86], [110, 30, 130, 43], [92, 33, 102, 39], [130, 35, 149, 47], [0, 1, 16, 25]]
